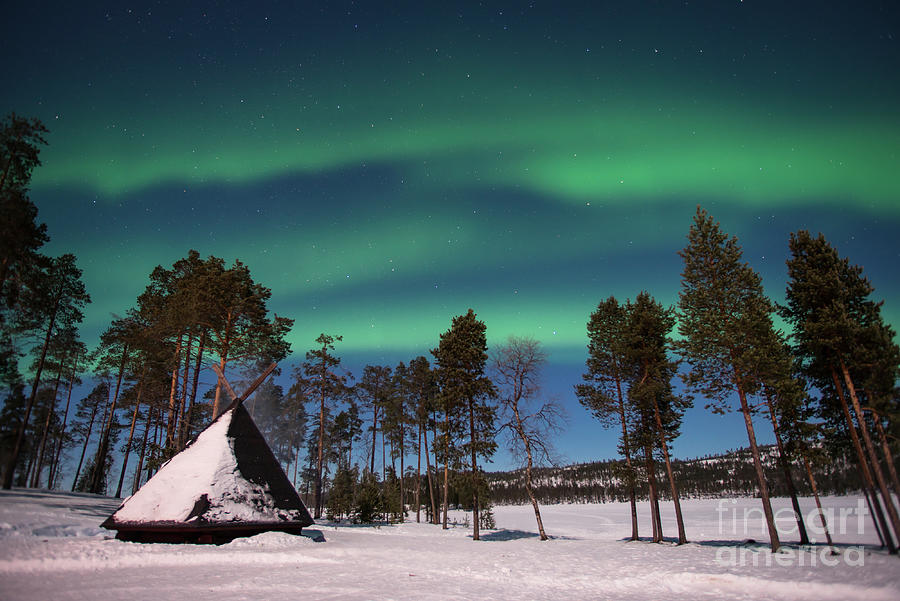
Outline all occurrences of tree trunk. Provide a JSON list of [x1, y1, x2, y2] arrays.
[[442, 412, 450, 530], [23, 447, 37, 488], [644, 442, 661, 542], [399, 404, 406, 514], [802, 454, 835, 553], [293, 442, 300, 488], [873, 417, 900, 496], [423, 418, 438, 524], [839, 356, 900, 547], [512, 401, 547, 540], [415, 423, 422, 523], [432, 412, 440, 518], [176, 332, 193, 449], [735, 379, 781, 552], [347, 430, 353, 472], [211, 316, 234, 421], [3, 294, 60, 489], [370, 405, 378, 475], [115, 378, 143, 498], [831, 366, 895, 552], [304, 452, 313, 500], [523, 440, 548, 541], [87, 381, 115, 494], [314, 357, 326, 520], [180, 333, 205, 448], [763, 392, 809, 544], [165, 335, 183, 446], [651, 397, 686, 544], [148, 410, 162, 480], [49, 351, 80, 488], [32, 360, 66, 487], [91, 345, 128, 494], [71, 404, 98, 492], [614, 373, 639, 541], [468, 398, 480, 541], [864, 487, 887, 548], [133, 406, 154, 494]]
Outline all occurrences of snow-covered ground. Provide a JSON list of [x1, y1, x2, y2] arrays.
[[1, 489, 898, 600]]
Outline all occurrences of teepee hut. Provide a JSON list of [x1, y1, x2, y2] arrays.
[[102, 363, 313, 544]]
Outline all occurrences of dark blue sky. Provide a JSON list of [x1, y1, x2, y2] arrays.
[[4, 1, 899, 467]]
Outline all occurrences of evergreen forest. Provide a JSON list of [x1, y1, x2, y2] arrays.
[[2, 113, 899, 554]]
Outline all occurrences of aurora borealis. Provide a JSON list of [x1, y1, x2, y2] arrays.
[[4, 1, 899, 463]]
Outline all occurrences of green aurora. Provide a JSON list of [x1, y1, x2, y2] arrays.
[[4, 3, 899, 462], [30, 55, 900, 210]]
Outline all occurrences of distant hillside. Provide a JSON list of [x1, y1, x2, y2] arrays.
[[486, 446, 863, 505]]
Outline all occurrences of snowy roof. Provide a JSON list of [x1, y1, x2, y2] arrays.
[[103, 404, 312, 533]]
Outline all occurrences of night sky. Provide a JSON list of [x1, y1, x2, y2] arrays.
[[4, 1, 899, 467]]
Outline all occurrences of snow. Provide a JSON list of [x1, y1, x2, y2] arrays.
[[2, 489, 899, 601], [111, 410, 305, 524]]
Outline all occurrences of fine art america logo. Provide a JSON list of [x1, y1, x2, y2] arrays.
[[714, 499, 869, 567]]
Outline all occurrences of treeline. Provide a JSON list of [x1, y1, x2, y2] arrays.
[[297, 330, 559, 543], [1, 114, 91, 491], [487, 445, 867, 505], [571, 207, 900, 553], [1, 113, 898, 552], [0, 109, 522, 545], [290, 313, 530, 543], [0, 113, 295, 497], [0, 117, 528, 545]]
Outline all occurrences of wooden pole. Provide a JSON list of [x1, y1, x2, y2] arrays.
[[211, 362, 278, 412]]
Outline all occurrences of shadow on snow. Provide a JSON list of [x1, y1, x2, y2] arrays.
[[478, 529, 580, 542]]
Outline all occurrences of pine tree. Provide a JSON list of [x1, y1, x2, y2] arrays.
[[382, 466, 404, 523], [623, 292, 689, 544], [782, 230, 900, 550], [0, 114, 50, 476], [75, 385, 121, 495], [28, 326, 82, 488], [303, 334, 348, 519], [131, 250, 293, 453], [575, 297, 639, 541], [192, 255, 293, 420], [353, 469, 382, 524], [47, 338, 85, 488], [0, 113, 49, 312], [89, 315, 142, 494], [135, 253, 202, 451], [327, 465, 357, 521], [357, 365, 394, 476], [69, 382, 107, 490], [388, 362, 416, 512], [0, 113, 48, 191], [3, 254, 90, 489], [328, 405, 361, 471], [676, 207, 781, 552], [432, 309, 497, 540], [402, 356, 439, 523], [852, 320, 900, 497], [113, 371, 147, 497], [285, 373, 311, 487]]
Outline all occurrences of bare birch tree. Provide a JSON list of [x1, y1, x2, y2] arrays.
[[492, 336, 564, 541]]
